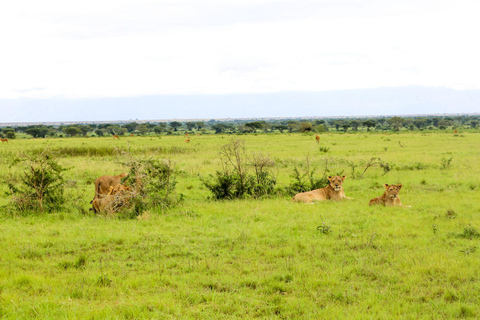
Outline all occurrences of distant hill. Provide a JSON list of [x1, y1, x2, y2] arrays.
[[1, 86, 479, 124]]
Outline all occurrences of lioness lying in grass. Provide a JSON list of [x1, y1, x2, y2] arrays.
[[292, 176, 353, 203], [369, 183, 411, 207]]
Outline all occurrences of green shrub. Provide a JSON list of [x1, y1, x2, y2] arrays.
[[6, 151, 67, 213], [202, 140, 277, 199]]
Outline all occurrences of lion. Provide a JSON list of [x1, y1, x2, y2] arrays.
[[292, 176, 353, 203], [91, 184, 131, 213], [91, 172, 128, 201], [1, 138, 8, 143], [369, 183, 410, 207]]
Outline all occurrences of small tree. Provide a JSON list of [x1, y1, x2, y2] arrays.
[[299, 122, 313, 132], [63, 126, 82, 137], [7, 151, 67, 213], [388, 117, 405, 131], [169, 121, 183, 132]]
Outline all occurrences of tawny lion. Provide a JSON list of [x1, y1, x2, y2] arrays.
[[91, 172, 128, 202], [91, 184, 131, 214], [292, 176, 353, 203], [1, 138, 8, 143], [369, 183, 410, 207], [113, 134, 120, 139]]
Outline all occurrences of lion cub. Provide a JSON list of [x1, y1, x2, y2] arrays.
[[293, 176, 353, 203], [369, 183, 410, 207]]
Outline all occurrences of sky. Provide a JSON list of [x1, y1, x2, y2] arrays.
[[1, 0, 479, 122]]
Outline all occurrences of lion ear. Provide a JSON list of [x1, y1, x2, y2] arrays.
[[328, 176, 333, 180], [342, 176, 346, 180], [384, 184, 389, 188], [397, 184, 402, 189]]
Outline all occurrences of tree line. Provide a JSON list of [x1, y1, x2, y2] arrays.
[[1, 115, 479, 139]]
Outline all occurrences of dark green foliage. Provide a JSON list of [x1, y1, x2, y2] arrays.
[[6, 151, 68, 213], [441, 157, 453, 169], [202, 140, 277, 199], [120, 157, 181, 217], [287, 157, 328, 194]]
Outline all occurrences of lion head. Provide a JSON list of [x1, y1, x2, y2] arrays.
[[328, 176, 346, 192], [384, 184, 402, 199]]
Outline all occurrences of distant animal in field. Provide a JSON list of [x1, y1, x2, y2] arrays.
[[454, 129, 458, 134], [369, 184, 410, 207], [315, 133, 320, 144], [91, 173, 128, 203], [130, 133, 134, 137], [292, 176, 353, 203], [1, 138, 8, 143], [113, 134, 120, 139], [185, 137, 190, 143]]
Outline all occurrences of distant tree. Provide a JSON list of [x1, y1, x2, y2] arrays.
[[137, 124, 150, 135], [341, 123, 350, 132], [153, 125, 165, 134], [170, 121, 182, 132], [245, 121, 264, 133], [413, 119, 427, 129], [105, 125, 122, 135], [78, 125, 91, 136], [63, 126, 82, 137], [470, 120, 479, 128], [272, 125, 288, 133], [299, 122, 313, 132], [350, 120, 360, 131], [2, 128, 16, 139], [362, 120, 376, 131], [212, 123, 235, 134], [25, 126, 49, 138], [334, 120, 343, 131], [95, 129, 106, 137], [287, 121, 298, 132], [387, 117, 405, 131], [185, 122, 196, 130], [122, 122, 139, 132], [195, 121, 205, 130]]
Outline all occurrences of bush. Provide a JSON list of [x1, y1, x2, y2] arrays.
[[120, 156, 181, 217], [287, 157, 329, 194], [202, 140, 277, 199], [6, 151, 68, 213]]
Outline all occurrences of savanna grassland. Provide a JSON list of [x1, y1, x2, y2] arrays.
[[1, 131, 480, 319]]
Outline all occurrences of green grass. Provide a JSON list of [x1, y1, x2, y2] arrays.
[[0, 132, 480, 318]]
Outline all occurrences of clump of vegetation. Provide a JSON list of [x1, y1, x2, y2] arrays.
[[462, 224, 480, 239], [343, 157, 393, 179], [6, 151, 68, 213], [317, 222, 332, 235], [445, 209, 456, 219], [202, 139, 277, 199], [440, 157, 453, 169], [287, 156, 329, 194], [119, 156, 181, 218]]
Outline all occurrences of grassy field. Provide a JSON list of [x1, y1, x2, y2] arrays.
[[0, 131, 479, 319]]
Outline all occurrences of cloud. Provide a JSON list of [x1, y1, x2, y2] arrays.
[[1, 0, 480, 100]]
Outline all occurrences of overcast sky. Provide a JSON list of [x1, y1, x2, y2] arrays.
[[1, 0, 479, 121]]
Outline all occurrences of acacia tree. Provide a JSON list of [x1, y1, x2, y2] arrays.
[[245, 121, 264, 133], [169, 121, 182, 132], [387, 117, 405, 131], [363, 120, 376, 131]]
